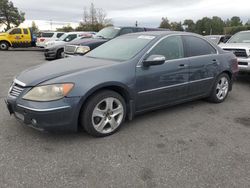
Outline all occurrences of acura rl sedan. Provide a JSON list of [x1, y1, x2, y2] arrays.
[[5, 31, 239, 137]]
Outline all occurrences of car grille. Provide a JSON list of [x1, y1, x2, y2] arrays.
[[223, 48, 248, 57], [9, 83, 25, 98], [238, 62, 248, 66], [65, 45, 77, 54]]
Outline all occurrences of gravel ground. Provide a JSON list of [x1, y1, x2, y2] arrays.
[[0, 50, 250, 188]]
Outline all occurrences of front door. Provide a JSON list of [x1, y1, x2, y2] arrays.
[[8, 28, 23, 47], [135, 35, 189, 111]]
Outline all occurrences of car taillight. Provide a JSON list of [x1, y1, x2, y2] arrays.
[[232, 58, 239, 72], [39, 38, 45, 42]]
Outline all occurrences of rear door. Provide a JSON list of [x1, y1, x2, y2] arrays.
[[182, 35, 219, 97], [22, 28, 32, 47]]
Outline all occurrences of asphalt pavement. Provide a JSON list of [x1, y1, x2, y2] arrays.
[[0, 50, 249, 188]]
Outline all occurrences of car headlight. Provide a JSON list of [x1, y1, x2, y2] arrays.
[[75, 46, 90, 55], [23, 83, 74, 102]]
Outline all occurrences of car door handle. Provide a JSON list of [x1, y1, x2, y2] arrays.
[[178, 64, 189, 68]]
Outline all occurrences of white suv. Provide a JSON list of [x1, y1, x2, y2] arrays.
[[37, 32, 65, 48], [220, 31, 250, 72]]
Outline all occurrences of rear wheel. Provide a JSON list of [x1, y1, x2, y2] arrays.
[[208, 73, 230, 103], [81, 90, 126, 137], [0, 41, 9, 50]]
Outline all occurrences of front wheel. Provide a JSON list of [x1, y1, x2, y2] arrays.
[[208, 73, 230, 103], [81, 90, 126, 137], [56, 48, 64, 59], [0, 41, 9, 50]]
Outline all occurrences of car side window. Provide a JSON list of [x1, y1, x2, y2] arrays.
[[57, 33, 64, 38], [64, 34, 77, 42], [148, 36, 184, 60], [23, 29, 28, 34], [119, 28, 134, 36], [10, 28, 22, 35], [183, 36, 216, 57]]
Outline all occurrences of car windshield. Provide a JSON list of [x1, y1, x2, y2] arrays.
[[86, 35, 156, 61], [227, 32, 250, 43], [205, 36, 221, 44], [94, 27, 121, 39]]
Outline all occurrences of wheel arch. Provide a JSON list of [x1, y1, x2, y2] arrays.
[[77, 82, 135, 129], [221, 70, 233, 91], [0, 40, 11, 47]]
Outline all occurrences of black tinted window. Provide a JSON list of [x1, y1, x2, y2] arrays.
[[57, 33, 64, 38], [119, 28, 134, 36], [41, 33, 54, 38], [10, 28, 22, 34], [149, 36, 184, 60], [23, 29, 28, 34], [64, 34, 77, 42], [184, 36, 216, 57], [134, 28, 145, 32]]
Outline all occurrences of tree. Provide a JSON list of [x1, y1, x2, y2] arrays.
[[210, 16, 225, 35], [183, 19, 196, 32], [76, 3, 112, 32], [170, 22, 183, 31], [159, 17, 171, 29], [246, 19, 250, 26], [195, 17, 212, 35], [31, 21, 39, 34], [0, 0, 25, 30], [230, 16, 242, 27], [56, 24, 74, 32]]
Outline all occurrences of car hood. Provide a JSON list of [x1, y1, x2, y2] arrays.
[[45, 41, 66, 48], [0, 32, 7, 37], [71, 38, 108, 46], [16, 56, 119, 86], [219, 43, 250, 49]]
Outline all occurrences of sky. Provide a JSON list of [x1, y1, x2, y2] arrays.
[[7, 0, 250, 30]]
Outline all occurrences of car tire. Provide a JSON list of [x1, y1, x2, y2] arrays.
[[0, 41, 9, 50], [81, 90, 126, 137], [208, 73, 230, 103], [56, 48, 64, 59]]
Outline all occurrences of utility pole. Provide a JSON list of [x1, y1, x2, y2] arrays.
[[135, 21, 138, 27], [50, 19, 53, 31]]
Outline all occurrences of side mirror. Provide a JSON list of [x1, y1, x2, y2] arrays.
[[143, 55, 166, 67]]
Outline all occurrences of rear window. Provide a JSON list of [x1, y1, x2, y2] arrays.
[[41, 33, 54, 38]]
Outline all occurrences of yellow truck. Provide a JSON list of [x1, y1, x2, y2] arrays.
[[0, 27, 36, 50]]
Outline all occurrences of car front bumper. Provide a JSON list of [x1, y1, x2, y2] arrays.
[[237, 58, 250, 72], [5, 95, 81, 132]]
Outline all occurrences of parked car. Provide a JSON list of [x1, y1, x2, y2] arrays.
[[0, 27, 36, 50], [5, 31, 238, 137], [36, 32, 65, 48], [44, 32, 95, 60], [64, 26, 169, 57], [220, 30, 250, 72], [205, 35, 231, 44]]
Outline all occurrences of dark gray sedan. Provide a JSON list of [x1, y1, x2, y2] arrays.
[[6, 31, 239, 137]]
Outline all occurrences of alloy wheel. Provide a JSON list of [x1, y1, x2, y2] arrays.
[[92, 97, 124, 134], [216, 77, 229, 100]]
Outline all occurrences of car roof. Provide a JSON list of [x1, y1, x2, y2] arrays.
[[238, 30, 250, 33], [125, 31, 201, 37]]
